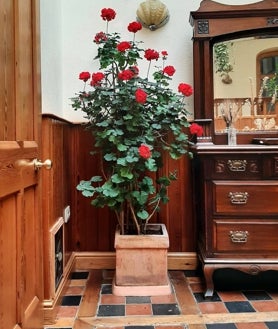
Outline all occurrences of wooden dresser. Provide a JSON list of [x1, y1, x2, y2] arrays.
[[189, 0, 278, 297], [192, 144, 278, 297]]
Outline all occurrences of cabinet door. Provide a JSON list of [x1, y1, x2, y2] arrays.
[[0, 1, 43, 328]]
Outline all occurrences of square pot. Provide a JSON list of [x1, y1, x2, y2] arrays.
[[112, 223, 171, 296]]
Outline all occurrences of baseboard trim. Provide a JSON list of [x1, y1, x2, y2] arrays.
[[43, 252, 75, 325], [73, 251, 198, 271]]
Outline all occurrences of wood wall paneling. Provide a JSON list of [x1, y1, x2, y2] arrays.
[[41, 116, 72, 301], [42, 120, 196, 255]]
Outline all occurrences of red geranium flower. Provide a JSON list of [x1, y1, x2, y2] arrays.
[[129, 66, 139, 76], [135, 88, 147, 104], [163, 65, 176, 77], [178, 83, 193, 97], [101, 8, 116, 21], [128, 21, 142, 33], [90, 72, 105, 86], [117, 41, 131, 52], [161, 50, 168, 58], [118, 69, 134, 81], [144, 49, 159, 61], [138, 144, 151, 159], [189, 123, 204, 137], [79, 71, 91, 82], [94, 31, 107, 44]]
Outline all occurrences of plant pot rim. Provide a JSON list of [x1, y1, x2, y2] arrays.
[[114, 223, 169, 249]]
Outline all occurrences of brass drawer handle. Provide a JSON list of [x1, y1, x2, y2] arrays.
[[228, 191, 249, 204], [229, 230, 249, 243], [227, 160, 247, 172]]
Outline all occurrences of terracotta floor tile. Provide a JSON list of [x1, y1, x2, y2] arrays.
[[69, 279, 87, 286], [100, 294, 126, 304], [125, 303, 153, 315], [198, 301, 229, 314], [56, 306, 79, 317], [251, 300, 278, 312], [43, 269, 278, 329], [189, 282, 206, 293], [217, 291, 247, 302], [186, 277, 203, 284], [45, 318, 75, 327], [236, 322, 268, 329], [151, 294, 177, 304], [64, 286, 85, 295], [155, 325, 187, 329], [97, 327, 124, 329], [268, 292, 278, 300]]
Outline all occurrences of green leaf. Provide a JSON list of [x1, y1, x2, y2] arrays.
[[111, 174, 125, 184], [82, 190, 94, 197], [151, 123, 161, 129], [123, 114, 133, 120], [126, 155, 138, 163], [145, 158, 157, 171], [104, 153, 116, 161], [132, 191, 149, 205], [96, 121, 109, 127], [137, 209, 149, 220], [117, 158, 126, 166], [120, 168, 133, 179], [117, 144, 128, 151], [102, 182, 119, 197]]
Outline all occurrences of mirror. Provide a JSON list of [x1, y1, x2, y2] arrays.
[[190, 0, 278, 145], [214, 36, 278, 133]]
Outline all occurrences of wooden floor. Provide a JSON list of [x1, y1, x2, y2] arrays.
[[44, 270, 278, 329]]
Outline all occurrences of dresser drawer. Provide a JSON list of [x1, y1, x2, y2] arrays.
[[213, 181, 278, 214], [214, 220, 278, 252], [208, 156, 262, 179]]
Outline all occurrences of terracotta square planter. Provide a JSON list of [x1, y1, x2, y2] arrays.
[[112, 223, 171, 296]]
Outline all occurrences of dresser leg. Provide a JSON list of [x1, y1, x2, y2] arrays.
[[203, 265, 215, 298]]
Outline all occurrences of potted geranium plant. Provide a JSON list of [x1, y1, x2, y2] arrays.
[[72, 7, 202, 295]]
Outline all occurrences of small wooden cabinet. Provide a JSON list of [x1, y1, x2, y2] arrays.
[[192, 144, 278, 297]]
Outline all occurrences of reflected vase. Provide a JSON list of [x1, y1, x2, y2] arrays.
[[227, 125, 237, 146]]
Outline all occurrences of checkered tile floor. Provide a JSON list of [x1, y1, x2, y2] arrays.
[[44, 270, 278, 329]]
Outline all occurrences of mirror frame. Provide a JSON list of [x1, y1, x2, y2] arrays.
[[190, 0, 278, 145]]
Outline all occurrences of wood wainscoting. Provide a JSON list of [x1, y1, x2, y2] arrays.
[[73, 252, 198, 271], [41, 114, 198, 323], [42, 114, 196, 255]]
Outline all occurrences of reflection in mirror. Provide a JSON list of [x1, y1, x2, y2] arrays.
[[214, 37, 278, 134]]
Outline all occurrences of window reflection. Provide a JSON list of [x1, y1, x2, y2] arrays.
[[214, 37, 278, 133]]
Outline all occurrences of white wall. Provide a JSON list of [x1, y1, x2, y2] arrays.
[[40, 0, 257, 122], [40, 0, 63, 117]]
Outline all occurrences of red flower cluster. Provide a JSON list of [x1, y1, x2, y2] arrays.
[[161, 50, 168, 59], [130, 66, 139, 76], [178, 83, 193, 97], [138, 144, 151, 159], [90, 72, 105, 86], [101, 8, 116, 21], [144, 49, 159, 61], [127, 21, 142, 33], [117, 41, 131, 52], [79, 71, 90, 82], [189, 123, 204, 137], [94, 32, 107, 44], [118, 69, 134, 81], [135, 89, 147, 104], [163, 65, 176, 77]]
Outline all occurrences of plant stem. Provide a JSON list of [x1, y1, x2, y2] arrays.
[[129, 202, 140, 234]]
